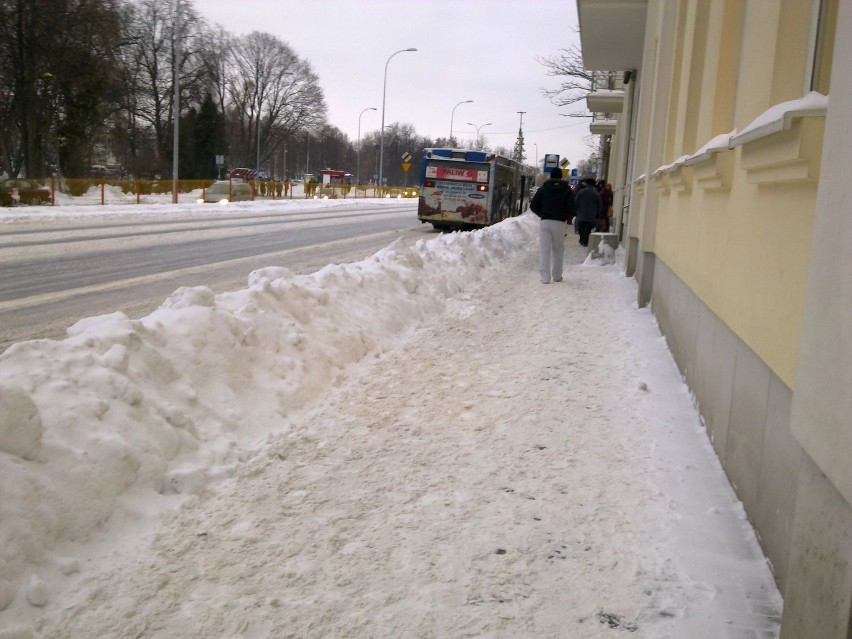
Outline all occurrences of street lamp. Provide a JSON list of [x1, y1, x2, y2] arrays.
[[449, 100, 473, 146], [467, 121, 492, 143], [357, 107, 377, 186], [379, 47, 417, 194], [256, 109, 261, 177], [172, 0, 182, 203]]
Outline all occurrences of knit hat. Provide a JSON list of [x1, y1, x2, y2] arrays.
[[550, 167, 562, 179]]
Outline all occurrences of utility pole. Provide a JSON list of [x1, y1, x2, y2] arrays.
[[513, 111, 526, 163]]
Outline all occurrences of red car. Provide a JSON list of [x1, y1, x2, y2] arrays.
[[0, 179, 51, 206]]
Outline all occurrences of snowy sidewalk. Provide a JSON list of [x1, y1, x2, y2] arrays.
[[1, 215, 781, 638]]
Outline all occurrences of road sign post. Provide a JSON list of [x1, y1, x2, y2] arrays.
[[401, 152, 412, 185], [543, 153, 559, 172]]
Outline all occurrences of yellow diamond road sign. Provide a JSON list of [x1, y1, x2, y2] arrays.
[[560, 158, 570, 168], [402, 152, 412, 163]]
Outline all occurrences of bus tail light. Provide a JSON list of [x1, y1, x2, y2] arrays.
[[424, 180, 435, 188], [476, 184, 488, 192]]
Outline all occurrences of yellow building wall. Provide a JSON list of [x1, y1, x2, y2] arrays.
[[653, 164, 818, 387], [647, 0, 824, 388]]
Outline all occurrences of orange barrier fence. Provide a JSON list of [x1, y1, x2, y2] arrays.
[[0, 177, 419, 207]]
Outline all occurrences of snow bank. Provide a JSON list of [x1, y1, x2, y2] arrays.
[[0, 214, 538, 610]]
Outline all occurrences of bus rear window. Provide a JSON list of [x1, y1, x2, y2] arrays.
[[424, 161, 489, 183]]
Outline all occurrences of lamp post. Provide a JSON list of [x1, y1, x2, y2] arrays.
[[256, 109, 261, 177], [449, 99, 473, 146], [172, 0, 182, 203], [467, 121, 492, 145], [357, 107, 377, 185], [379, 47, 417, 194]]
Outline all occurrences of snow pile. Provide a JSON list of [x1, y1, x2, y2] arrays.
[[0, 215, 537, 613], [584, 240, 617, 266]]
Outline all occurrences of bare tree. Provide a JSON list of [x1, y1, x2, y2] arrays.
[[122, 0, 206, 176], [537, 40, 593, 118], [0, 0, 123, 178], [575, 156, 598, 179], [197, 24, 232, 117], [227, 31, 326, 171], [465, 135, 491, 151]]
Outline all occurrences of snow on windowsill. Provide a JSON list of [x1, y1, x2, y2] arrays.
[[683, 130, 736, 167], [729, 91, 828, 148], [652, 155, 689, 177]]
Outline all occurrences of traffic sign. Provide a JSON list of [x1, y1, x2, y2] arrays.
[[402, 163, 411, 173], [560, 158, 570, 168], [401, 152, 412, 163], [543, 153, 559, 170]]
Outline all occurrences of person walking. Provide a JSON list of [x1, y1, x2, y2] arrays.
[[574, 178, 601, 247], [529, 167, 575, 284], [597, 180, 612, 232]]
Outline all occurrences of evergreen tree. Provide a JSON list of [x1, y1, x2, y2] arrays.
[[192, 93, 226, 179]]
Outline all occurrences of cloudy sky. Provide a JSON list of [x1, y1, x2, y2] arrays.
[[192, 0, 592, 170]]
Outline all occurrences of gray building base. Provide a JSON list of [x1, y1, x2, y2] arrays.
[[649, 257, 852, 639]]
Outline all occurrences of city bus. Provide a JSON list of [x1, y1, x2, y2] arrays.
[[417, 148, 534, 230]]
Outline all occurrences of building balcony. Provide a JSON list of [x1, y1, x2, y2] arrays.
[[577, 0, 648, 71], [587, 89, 626, 114], [590, 114, 618, 136]]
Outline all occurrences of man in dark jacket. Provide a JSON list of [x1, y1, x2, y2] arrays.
[[529, 167, 575, 283], [574, 178, 601, 247]]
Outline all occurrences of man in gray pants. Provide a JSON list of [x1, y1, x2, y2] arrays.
[[529, 168, 575, 283]]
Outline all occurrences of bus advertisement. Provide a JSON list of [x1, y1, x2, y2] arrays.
[[417, 148, 534, 230]]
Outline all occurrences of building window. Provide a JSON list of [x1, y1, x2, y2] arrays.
[[808, 0, 837, 94]]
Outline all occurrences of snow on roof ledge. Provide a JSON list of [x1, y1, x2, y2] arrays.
[[683, 130, 736, 167], [729, 91, 828, 148], [652, 155, 689, 177]]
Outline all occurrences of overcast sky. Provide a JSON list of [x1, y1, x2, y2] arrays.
[[191, 0, 592, 170]]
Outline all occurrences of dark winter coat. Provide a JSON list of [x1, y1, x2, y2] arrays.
[[573, 185, 601, 223], [598, 188, 612, 220], [529, 178, 575, 222]]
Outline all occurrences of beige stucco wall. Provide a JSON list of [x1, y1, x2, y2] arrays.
[[639, 0, 824, 387], [653, 154, 819, 387], [789, 0, 852, 510], [589, 1, 850, 635]]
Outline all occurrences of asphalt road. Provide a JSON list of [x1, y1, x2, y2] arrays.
[[0, 202, 430, 352]]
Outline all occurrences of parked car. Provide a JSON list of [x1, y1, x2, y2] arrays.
[[0, 179, 51, 206], [198, 180, 253, 204], [90, 164, 122, 178]]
